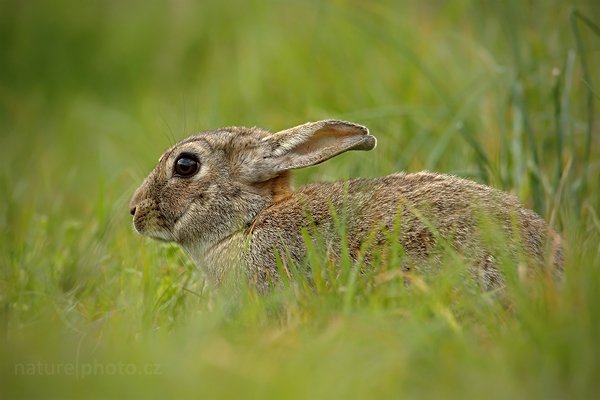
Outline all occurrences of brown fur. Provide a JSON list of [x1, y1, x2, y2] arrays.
[[130, 120, 563, 292], [256, 171, 292, 203]]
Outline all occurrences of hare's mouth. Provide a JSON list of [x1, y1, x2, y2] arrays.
[[132, 215, 176, 242], [134, 222, 175, 242]]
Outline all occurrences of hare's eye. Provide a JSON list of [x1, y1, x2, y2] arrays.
[[174, 156, 199, 177]]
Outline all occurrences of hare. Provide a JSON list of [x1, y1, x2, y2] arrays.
[[130, 119, 563, 291]]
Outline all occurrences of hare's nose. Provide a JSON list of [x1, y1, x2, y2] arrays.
[[129, 206, 137, 216]]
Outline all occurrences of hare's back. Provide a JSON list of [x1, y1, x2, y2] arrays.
[[303, 172, 550, 258], [264, 171, 544, 237]]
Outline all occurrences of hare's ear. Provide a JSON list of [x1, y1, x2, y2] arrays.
[[260, 120, 376, 176]]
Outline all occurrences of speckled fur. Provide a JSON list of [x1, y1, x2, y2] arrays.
[[130, 120, 563, 292]]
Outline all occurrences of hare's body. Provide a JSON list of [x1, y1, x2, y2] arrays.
[[187, 173, 557, 291], [130, 120, 562, 292]]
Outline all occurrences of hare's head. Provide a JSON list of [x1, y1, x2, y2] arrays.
[[129, 120, 376, 247]]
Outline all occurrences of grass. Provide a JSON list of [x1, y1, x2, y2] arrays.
[[1, 0, 599, 398]]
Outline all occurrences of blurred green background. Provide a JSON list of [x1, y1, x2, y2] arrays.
[[1, 0, 599, 398]]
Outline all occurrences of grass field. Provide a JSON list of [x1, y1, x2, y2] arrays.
[[1, 0, 599, 398]]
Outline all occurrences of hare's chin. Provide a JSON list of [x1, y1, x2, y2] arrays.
[[143, 229, 176, 242]]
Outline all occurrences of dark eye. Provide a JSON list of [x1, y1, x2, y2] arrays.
[[174, 155, 199, 177]]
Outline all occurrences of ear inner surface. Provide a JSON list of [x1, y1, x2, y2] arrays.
[[290, 128, 372, 155]]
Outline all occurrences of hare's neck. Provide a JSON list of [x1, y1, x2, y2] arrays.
[[180, 183, 278, 285], [182, 231, 248, 284], [181, 192, 266, 284]]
